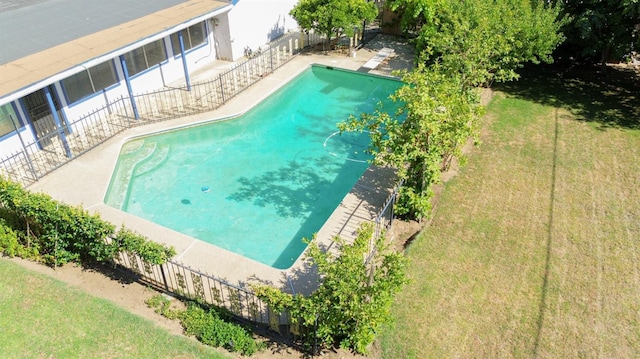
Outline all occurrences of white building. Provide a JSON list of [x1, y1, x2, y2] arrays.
[[0, 0, 299, 160]]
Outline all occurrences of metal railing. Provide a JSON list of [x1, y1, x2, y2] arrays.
[[108, 180, 402, 339], [113, 251, 302, 337], [0, 31, 327, 187], [374, 179, 403, 239], [1, 25, 400, 340]]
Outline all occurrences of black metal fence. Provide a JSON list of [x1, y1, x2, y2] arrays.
[[114, 250, 302, 337], [374, 179, 403, 239], [1, 24, 401, 342], [0, 31, 326, 187]]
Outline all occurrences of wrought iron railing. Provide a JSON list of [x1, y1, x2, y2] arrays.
[[113, 251, 302, 337], [0, 31, 326, 187]]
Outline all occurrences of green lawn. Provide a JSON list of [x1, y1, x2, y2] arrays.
[[0, 258, 229, 358], [380, 66, 640, 358]]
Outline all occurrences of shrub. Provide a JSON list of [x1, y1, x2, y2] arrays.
[[146, 298, 264, 356], [0, 177, 175, 266], [0, 219, 21, 257], [253, 223, 408, 354], [180, 303, 263, 356], [0, 218, 40, 259]]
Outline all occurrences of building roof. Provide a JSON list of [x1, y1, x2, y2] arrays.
[[0, 0, 232, 104]]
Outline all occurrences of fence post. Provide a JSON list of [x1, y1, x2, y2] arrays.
[[160, 264, 170, 291], [219, 74, 226, 103], [8, 115, 39, 181], [269, 45, 274, 71]]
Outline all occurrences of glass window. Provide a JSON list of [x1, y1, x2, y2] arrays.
[[143, 41, 167, 68], [189, 23, 205, 47], [170, 23, 206, 55], [0, 103, 19, 137], [89, 61, 118, 91], [124, 47, 148, 76], [123, 39, 167, 76], [62, 61, 118, 103], [63, 70, 94, 104]]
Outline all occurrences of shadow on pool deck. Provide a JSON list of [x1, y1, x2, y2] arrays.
[[27, 33, 415, 295]]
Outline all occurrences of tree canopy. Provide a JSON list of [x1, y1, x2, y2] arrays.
[[340, 65, 483, 219], [290, 0, 378, 43], [338, 0, 565, 219], [556, 0, 640, 63], [389, 0, 565, 87]]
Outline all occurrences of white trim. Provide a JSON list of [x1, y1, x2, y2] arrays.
[[0, 4, 233, 107]]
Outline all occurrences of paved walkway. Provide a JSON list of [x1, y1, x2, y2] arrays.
[[29, 34, 414, 295]]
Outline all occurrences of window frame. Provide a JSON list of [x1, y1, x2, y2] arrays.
[[123, 39, 169, 78], [170, 22, 208, 58], [62, 60, 120, 105], [0, 102, 21, 139]]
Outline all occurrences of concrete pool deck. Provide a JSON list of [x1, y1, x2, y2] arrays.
[[28, 34, 414, 295]]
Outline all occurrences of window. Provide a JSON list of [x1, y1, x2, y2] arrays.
[[170, 23, 206, 55], [0, 103, 19, 137], [123, 39, 168, 76], [62, 61, 118, 103]]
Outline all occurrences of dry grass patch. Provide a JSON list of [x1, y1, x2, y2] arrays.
[[380, 66, 640, 358]]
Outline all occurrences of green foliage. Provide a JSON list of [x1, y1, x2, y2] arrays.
[[339, 1, 564, 220], [0, 219, 38, 258], [253, 223, 408, 354], [0, 177, 175, 266], [290, 0, 378, 43], [340, 65, 483, 219], [179, 303, 264, 356], [111, 227, 176, 265], [147, 295, 264, 355], [390, 0, 565, 87], [558, 0, 640, 62], [145, 294, 182, 320]]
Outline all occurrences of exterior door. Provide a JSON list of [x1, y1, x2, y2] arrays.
[[22, 85, 67, 146]]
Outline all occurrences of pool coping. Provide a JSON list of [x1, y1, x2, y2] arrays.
[[28, 48, 403, 295]]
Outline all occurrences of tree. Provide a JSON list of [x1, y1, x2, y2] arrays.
[[335, 1, 564, 219], [388, 0, 566, 87], [253, 223, 407, 354], [339, 64, 484, 220], [290, 0, 378, 46], [556, 0, 640, 63]]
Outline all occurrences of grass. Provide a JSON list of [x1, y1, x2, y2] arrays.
[[0, 258, 229, 358], [380, 65, 640, 358]]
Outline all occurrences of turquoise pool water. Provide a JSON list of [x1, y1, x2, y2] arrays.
[[105, 65, 402, 269]]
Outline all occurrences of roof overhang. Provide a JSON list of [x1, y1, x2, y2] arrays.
[[0, 0, 232, 106]]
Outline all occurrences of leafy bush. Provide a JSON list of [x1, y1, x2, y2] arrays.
[[0, 177, 175, 266], [146, 296, 263, 356], [253, 223, 408, 354], [145, 294, 181, 320], [111, 227, 176, 265], [0, 219, 36, 258], [181, 304, 263, 356]]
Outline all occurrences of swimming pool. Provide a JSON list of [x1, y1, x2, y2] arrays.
[[105, 65, 402, 269]]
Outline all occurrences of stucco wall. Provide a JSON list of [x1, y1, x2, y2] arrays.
[[227, 0, 299, 60], [1, 1, 301, 158]]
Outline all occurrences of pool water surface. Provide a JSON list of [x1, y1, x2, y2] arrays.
[[105, 65, 402, 269]]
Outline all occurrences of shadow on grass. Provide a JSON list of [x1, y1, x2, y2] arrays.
[[494, 64, 639, 354], [494, 63, 640, 130]]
